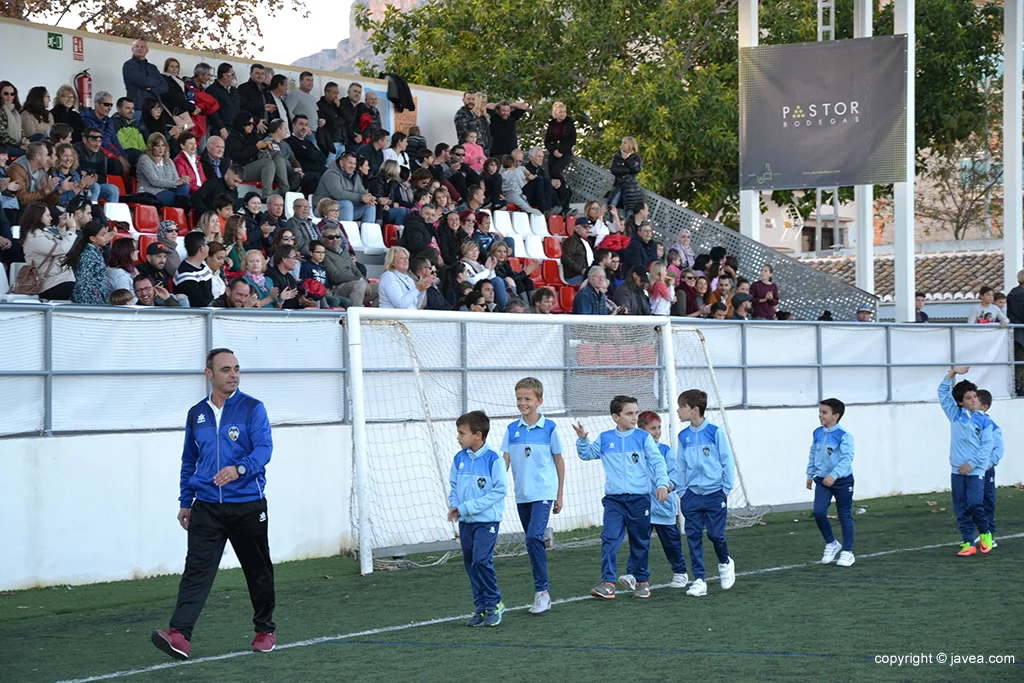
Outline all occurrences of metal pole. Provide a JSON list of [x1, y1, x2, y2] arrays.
[[815, 323, 824, 402], [885, 325, 893, 403], [44, 307, 53, 436], [893, 0, 917, 322], [563, 322, 572, 415], [661, 324, 680, 441], [1004, 0, 1024, 294], [460, 321, 469, 415], [854, 0, 875, 293], [342, 319, 350, 425], [815, 188, 823, 257], [741, 322, 749, 408], [950, 325, 956, 366], [738, 0, 760, 242], [205, 309, 214, 355], [347, 308, 374, 575]]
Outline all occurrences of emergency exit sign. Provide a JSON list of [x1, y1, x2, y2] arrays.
[[47, 32, 63, 50]]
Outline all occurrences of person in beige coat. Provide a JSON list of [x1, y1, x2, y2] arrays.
[[20, 200, 89, 299]]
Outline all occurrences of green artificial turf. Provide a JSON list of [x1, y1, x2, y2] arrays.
[[2, 489, 1022, 683]]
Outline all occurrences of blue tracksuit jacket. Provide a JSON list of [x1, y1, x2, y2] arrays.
[[577, 427, 668, 495], [449, 444, 507, 523], [650, 442, 679, 525], [938, 377, 991, 477], [676, 420, 734, 495], [806, 424, 855, 480]]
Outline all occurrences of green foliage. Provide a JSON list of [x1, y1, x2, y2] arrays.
[[356, 0, 1002, 223]]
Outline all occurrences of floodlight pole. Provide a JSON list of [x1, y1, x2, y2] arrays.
[[854, 0, 875, 294], [892, 0, 916, 322], [738, 0, 760, 242], [1005, 0, 1023, 294]]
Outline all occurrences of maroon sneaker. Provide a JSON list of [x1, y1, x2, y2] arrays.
[[251, 632, 276, 653], [151, 628, 190, 660]]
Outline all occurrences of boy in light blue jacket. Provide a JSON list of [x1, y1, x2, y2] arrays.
[[806, 398, 856, 567], [448, 410, 507, 627], [575, 395, 669, 600], [975, 389, 1003, 548], [676, 389, 736, 597]]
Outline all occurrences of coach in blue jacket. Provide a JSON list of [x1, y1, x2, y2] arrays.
[[152, 348, 277, 660]]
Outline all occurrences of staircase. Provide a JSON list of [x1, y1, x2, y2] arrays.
[[562, 157, 876, 321]]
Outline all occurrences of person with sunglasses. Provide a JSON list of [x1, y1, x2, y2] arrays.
[[0, 81, 28, 156], [80, 90, 131, 177], [225, 113, 281, 202]]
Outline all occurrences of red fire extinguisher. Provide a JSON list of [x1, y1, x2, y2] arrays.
[[75, 70, 93, 109]]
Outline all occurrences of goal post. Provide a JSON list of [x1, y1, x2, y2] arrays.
[[347, 308, 757, 575]]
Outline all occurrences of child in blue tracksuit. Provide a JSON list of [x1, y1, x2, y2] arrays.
[[448, 410, 508, 627], [500, 377, 565, 615], [617, 411, 688, 590], [676, 389, 736, 597], [939, 368, 993, 556], [575, 395, 669, 599], [976, 389, 1003, 547], [806, 398, 856, 567]]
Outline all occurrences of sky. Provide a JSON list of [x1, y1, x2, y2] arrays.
[[256, 0, 353, 66]]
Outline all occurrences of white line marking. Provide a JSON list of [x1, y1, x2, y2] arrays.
[[55, 532, 1023, 683]]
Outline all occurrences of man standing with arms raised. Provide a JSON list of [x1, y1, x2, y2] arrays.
[[152, 348, 276, 659]]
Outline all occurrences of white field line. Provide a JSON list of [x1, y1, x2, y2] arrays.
[[55, 532, 1023, 683]]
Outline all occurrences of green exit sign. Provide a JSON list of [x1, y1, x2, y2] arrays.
[[47, 32, 63, 50]]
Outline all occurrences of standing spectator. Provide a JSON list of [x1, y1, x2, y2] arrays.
[[265, 244, 303, 309], [462, 131, 486, 173], [609, 137, 642, 213], [174, 232, 215, 307], [338, 82, 363, 148], [613, 266, 650, 316], [489, 100, 529, 157], [316, 82, 347, 160], [20, 202, 79, 299], [572, 266, 616, 316], [123, 38, 168, 110], [544, 102, 576, 182], [174, 132, 206, 194], [206, 63, 241, 140], [238, 64, 274, 133], [995, 291, 1007, 312], [106, 237, 139, 297], [454, 91, 479, 144], [967, 286, 1009, 326], [7, 141, 67, 206], [138, 241, 172, 289], [64, 220, 113, 304], [184, 63, 221, 143], [161, 58, 203, 125], [620, 221, 657, 273], [73, 127, 120, 203], [286, 71, 320, 133], [749, 264, 780, 320], [1007, 269, 1024, 396], [266, 76, 291, 134], [321, 222, 376, 306], [356, 90, 383, 139], [731, 293, 753, 320], [21, 87, 54, 141], [561, 217, 594, 285], [379, 246, 435, 309], [313, 153, 376, 223], [915, 292, 930, 323], [137, 134, 191, 208], [471, 93, 493, 154], [530, 287, 557, 314], [286, 115, 325, 194], [648, 262, 673, 316], [51, 85, 84, 143]]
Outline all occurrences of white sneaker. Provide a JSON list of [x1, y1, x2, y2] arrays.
[[973, 535, 981, 545], [670, 572, 690, 589], [617, 574, 636, 591], [528, 590, 551, 614], [718, 557, 736, 590], [836, 551, 855, 567], [821, 540, 842, 564], [686, 578, 707, 596]]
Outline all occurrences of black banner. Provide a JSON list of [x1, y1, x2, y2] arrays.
[[739, 36, 907, 191]]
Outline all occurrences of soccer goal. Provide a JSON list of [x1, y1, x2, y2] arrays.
[[346, 308, 762, 575]]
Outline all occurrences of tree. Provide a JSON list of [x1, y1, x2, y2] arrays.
[[1, 0, 306, 56], [916, 136, 1003, 240], [355, 0, 1002, 225]]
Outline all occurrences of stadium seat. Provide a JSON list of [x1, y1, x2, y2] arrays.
[[360, 222, 387, 255], [598, 344, 618, 367], [283, 191, 303, 219], [566, 216, 577, 234], [236, 182, 262, 198], [543, 236, 562, 259], [559, 286, 576, 312], [138, 233, 158, 258], [11, 225, 18, 240], [508, 233, 526, 258], [511, 212, 532, 236], [617, 345, 639, 368], [528, 259, 545, 287], [525, 235, 547, 259], [384, 224, 400, 248], [10, 262, 27, 285], [547, 215, 565, 237], [107, 175, 127, 197], [103, 203, 134, 230], [134, 205, 160, 234], [161, 207, 188, 233], [341, 221, 365, 251], [576, 343, 598, 367], [541, 259, 566, 285], [493, 210, 513, 236], [508, 257, 522, 273], [529, 214, 549, 236]]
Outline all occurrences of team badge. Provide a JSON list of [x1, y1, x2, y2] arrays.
[[827, 446, 833, 456], [477, 477, 487, 489], [975, 427, 981, 436], [228, 426, 239, 441], [702, 446, 710, 458], [197, 414, 206, 424], [514, 431, 520, 438], [524, 447, 532, 458], [631, 452, 640, 464], [459, 461, 465, 469], [721, 501, 726, 508]]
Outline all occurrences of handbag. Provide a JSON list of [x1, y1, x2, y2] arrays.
[[10, 242, 58, 295], [172, 111, 194, 131]]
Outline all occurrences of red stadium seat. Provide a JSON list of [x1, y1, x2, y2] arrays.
[[576, 344, 598, 367], [637, 345, 658, 367], [384, 224, 400, 248], [618, 345, 639, 368], [559, 286, 576, 312], [134, 205, 160, 234], [508, 257, 523, 273], [107, 175, 127, 197], [138, 234, 158, 260], [566, 216, 577, 234], [543, 236, 562, 259], [597, 344, 618, 367], [541, 259, 565, 285], [529, 259, 546, 286], [547, 215, 565, 237], [162, 207, 188, 233], [506, 203, 519, 212]]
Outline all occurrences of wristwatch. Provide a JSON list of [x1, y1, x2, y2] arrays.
[[235, 464, 247, 477]]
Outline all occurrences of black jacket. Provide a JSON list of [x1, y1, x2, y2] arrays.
[[621, 235, 656, 273], [267, 266, 300, 309], [287, 135, 327, 174], [238, 79, 273, 124], [190, 177, 237, 214], [544, 116, 577, 157], [206, 81, 241, 133], [437, 227, 465, 267], [161, 76, 193, 116], [52, 104, 85, 142], [226, 127, 262, 166], [200, 152, 230, 181], [382, 73, 415, 113], [613, 280, 649, 316], [317, 96, 347, 150], [1007, 285, 1024, 346], [489, 109, 525, 157], [399, 211, 436, 256]]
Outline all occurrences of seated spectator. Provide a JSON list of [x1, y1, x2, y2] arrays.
[[313, 152, 375, 224], [137, 241, 173, 289], [561, 217, 594, 285], [287, 196, 320, 257], [20, 202, 80, 299], [173, 132, 206, 194], [583, 200, 622, 243], [731, 293, 753, 320], [705, 273, 732, 308], [505, 299, 527, 313], [709, 302, 728, 319], [112, 98, 146, 165], [222, 214, 248, 272], [573, 266, 616, 316], [623, 201, 650, 237], [239, 191, 269, 251], [439, 260, 470, 307], [73, 128, 120, 203], [212, 193, 236, 231], [620, 221, 657, 272], [383, 131, 410, 169], [206, 241, 228, 300], [141, 98, 182, 155], [776, 310, 794, 321], [668, 228, 696, 269], [750, 264, 780, 320], [263, 193, 287, 242], [695, 275, 711, 304], [137, 133, 191, 208], [591, 248, 619, 299], [613, 265, 650, 316], [475, 279, 501, 312], [471, 210, 513, 258], [479, 157, 504, 209], [80, 91, 129, 176], [105, 237, 139, 298], [0, 187, 21, 266], [530, 286, 557, 314], [265, 243, 304, 309], [455, 289, 487, 312], [212, 276, 260, 308], [242, 249, 277, 307], [6, 141, 65, 206], [123, 38, 168, 110], [134, 273, 183, 307], [49, 123, 73, 146], [267, 228, 301, 279], [433, 186, 454, 216], [399, 202, 440, 257], [647, 262, 674, 316], [356, 128, 389, 176], [499, 154, 541, 216], [915, 291, 929, 323], [286, 115, 325, 195], [367, 159, 411, 225], [405, 256, 446, 311], [200, 135, 229, 180], [458, 240, 508, 309], [406, 126, 427, 158], [524, 146, 569, 216], [437, 209, 468, 267], [173, 231, 215, 307], [666, 250, 683, 278], [226, 112, 284, 201], [693, 253, 711, 276], [191, 163, 242, 214], [321, 222, 376, 306], [21, 87, 54, 142], [264, 118, 306, 193], [671, 269, 699, 317], [107, 288, 133, 306], [967, 286, 1009, 326], [52, 143, 95, 207], [379, 246, 435, 309], [300, 239, 347, 308], [64, 220, 114, 304], [1, 81, 27, 155], [51, 85, 84, 143]]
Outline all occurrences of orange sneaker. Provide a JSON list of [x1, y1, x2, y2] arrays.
[[957, 543, 976, 556]]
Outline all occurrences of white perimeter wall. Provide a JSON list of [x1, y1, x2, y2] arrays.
[[4, 399, 1023, 591], [0, 18, 464, 148]]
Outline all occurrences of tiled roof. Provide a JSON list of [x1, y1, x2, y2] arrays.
[[797, 250, 1007, 302]]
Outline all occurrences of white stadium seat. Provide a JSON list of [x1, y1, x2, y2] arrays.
[[492, 210, 513, 237], [11, 225, 19, 240], [511, 212, 531, 236], [360, 222, 387, 255], [341, 221, 365, 251], [529, 214, 549, 236], [508, 234, 526, 258], [525, 235, 547, 260], [103, 203, 134, 230]]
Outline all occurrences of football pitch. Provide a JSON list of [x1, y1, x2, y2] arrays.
[[3, 490, 1022, 683]]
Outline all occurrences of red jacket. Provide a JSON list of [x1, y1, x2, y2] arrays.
[[186, 82, 220, 141], [174, 151, 207, 194]]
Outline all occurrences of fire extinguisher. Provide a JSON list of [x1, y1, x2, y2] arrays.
[[75, 70, 93, 109]]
